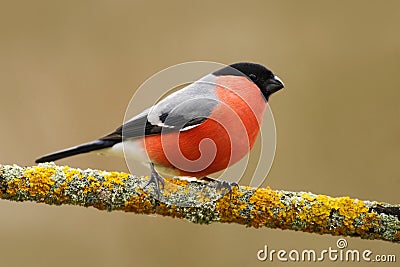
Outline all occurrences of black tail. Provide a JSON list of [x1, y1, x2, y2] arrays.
[[35, 140, 119, 163]]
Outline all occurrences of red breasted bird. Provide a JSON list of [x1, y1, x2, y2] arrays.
[[36, 62, 284, 195]]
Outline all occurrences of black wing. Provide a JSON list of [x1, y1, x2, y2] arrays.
[[99, 111, 208, 143]]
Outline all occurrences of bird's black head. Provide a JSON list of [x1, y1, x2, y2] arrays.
[[213, 62, 284, 100]]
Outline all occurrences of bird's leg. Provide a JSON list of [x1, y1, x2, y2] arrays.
[[144, 163, 165, 198], [201, 176, 238, 193]]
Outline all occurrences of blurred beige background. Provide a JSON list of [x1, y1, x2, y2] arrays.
[[1, 1, 399, 266]]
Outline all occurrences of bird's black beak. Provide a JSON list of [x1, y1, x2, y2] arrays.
[[266, 75, 284, 94]]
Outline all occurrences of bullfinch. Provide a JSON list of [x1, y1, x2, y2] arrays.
[[36, 62, 284, 195]]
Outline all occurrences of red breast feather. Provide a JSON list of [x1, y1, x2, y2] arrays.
[[144, 76, 267, 177]]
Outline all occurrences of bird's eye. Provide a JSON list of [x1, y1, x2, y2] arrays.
[[249, 74, 257, 81]]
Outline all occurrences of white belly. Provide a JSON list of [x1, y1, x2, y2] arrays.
[[97, 139, 149, 163], [97, 139, 180, 177]]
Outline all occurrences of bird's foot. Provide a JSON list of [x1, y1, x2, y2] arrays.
[[144, 163, 165, 198], [202, 176, 239, 194]]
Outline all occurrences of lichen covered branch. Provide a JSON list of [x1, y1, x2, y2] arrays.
[[1, 163, 399, 243]]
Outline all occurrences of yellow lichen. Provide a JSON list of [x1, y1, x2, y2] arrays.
[[183, 187, 190, 195], [12, 166, 57, 197], [162, 180, 186, 196], [164, 178, 189, 187], [102, 171, 129, 190], [215, 187, 249, 225], [1, 164, 393, 242], [247, 187, 284, 228], [297, 193, 381, 235], [84, 176, 102, 193], [52, 184, 69, 202], [52, 166, 85, 201], [63, 166, 83, 180], [7, 177, 29, 195], [394, 231, 400, 240], [124, 189, 154, 214]]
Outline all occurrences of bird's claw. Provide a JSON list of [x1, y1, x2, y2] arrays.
[[211, 180, 238, 200], [144, 163, 165, 198], [203, 177, 238, 196], [214, 180, 238, 192]]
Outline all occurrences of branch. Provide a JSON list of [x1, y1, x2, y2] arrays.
[[1, 163, 399, 243]]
